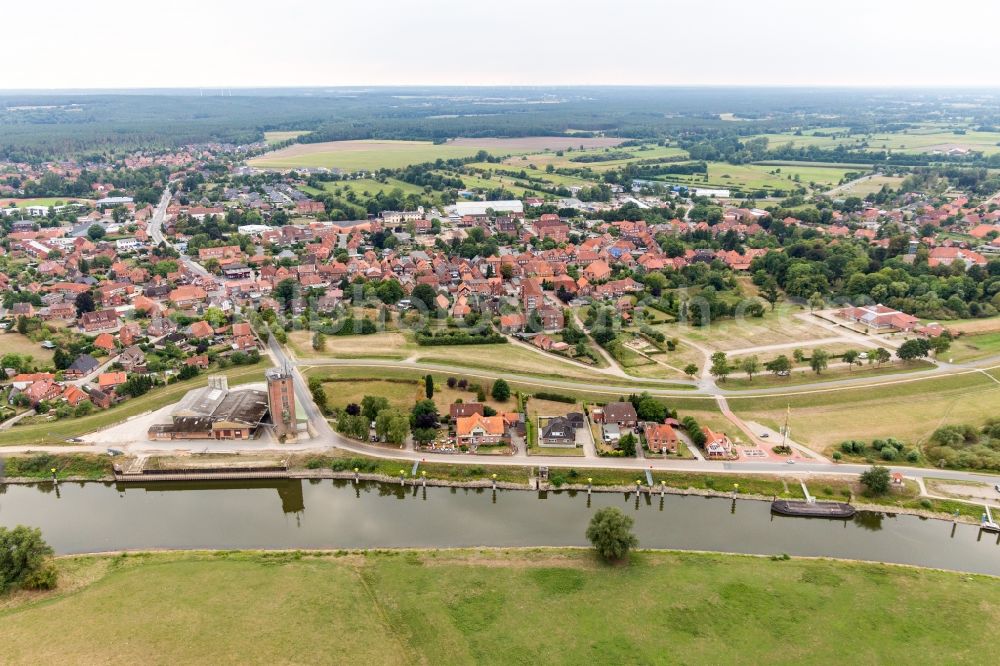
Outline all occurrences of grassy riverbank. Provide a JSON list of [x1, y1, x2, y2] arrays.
[[2, 549, 998, 664], [1, 449, 993, 521]]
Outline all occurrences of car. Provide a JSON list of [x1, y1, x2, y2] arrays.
[[858, 352, 869, 360], [994, 484, 1000, 494], [760, 433, 769, 438], [785, 459, 795, 464]]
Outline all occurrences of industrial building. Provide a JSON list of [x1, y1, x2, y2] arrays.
[[148, 375, 271, 441]]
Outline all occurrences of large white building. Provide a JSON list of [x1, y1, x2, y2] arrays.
[[449, 200, 524, 218]]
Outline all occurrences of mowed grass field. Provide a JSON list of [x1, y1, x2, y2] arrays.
[[251, 137, 622, 171], [0, 331, 55, 366], [3, 550, 998, 664], [730, 370, 1000, 454], [659, 304, 835, 352]]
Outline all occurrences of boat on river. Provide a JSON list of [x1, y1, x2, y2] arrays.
[[771, 499, 856, 519]]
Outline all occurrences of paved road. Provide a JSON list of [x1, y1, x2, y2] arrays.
[[148, 186, 209, 278]]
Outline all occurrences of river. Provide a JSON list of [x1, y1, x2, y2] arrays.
[[1, 479, 998, 575]]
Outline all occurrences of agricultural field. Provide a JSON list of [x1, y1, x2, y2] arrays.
[[3, 550, 997, 664], [466, 162, 597, 188], [263, 130, 310, 145], [829, 174, 906, 197], [657, 162, 859, 192], [754, 124, 1000, 155], [729, 370, 1000, 454], [250, 136, 622, 171], [302, 177, 428, 198], [506, 143, 687, 172]]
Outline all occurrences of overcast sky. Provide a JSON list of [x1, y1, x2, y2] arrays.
[[5, 0, 1000, 89]]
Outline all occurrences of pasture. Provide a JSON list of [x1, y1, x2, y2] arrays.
[[730, 370, 1000, 454]]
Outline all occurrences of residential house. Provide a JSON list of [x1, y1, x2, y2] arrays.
[[79, 309, 119, 333], [450, 402, 485, 419], [703, 427, 734, 459], [64, 354, 100, 380], [644, 423, 678, 454], [118, 345, 147, 373], [596, 401, 638, 428], [98, 372, 128, 392]]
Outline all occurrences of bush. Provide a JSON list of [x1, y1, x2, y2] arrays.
[[22, 561, 58, 590], [832, 451, 842, 461], [532, 391, 575, 403], [0, 525, 55, 593], [860, 465, 891, 496]]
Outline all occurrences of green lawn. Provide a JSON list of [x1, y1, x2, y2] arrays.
[[3, 549, 998, 664], [0, 362, 271, 446], [947, 331, 1000, 363]]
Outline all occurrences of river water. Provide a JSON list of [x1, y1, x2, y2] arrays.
[[1, 479, 998, 575]]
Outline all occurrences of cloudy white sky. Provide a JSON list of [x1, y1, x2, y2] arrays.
[[4, 0, 1000, 89]]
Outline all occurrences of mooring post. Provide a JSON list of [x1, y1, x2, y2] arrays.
[[587, 477, 592, 495], [491, 473, 497, 490], [635, 479, 641, 497], [421, 470, 427, 487], [51, 467, 58, 485], [399, 470, 406, 486], [353, 467, 359, 484], [660, 480, 666, 497]]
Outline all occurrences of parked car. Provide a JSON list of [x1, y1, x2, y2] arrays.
[[994, 484, 1000, 494], [760, 433, 769, 438]]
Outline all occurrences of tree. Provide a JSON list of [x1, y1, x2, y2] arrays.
[[740, 355, 760, 382], [897, 338, 931, 361], [74, 291, 95, 316], [411, 399, 439, 430], [424, 374, 434, 399], [618, 432, 637, 456], [765, 355, 791, 376], [842, 349, 859, 371], [311, 331, 326, 352], [52, 347, 72, 371], [491, 378, 511, 401], [761, 279, 781, 311], [792, 348, 805, 363], [375, 409, 410, 445], [336, 413, 368, 439], [860, 465, 891, 496], [873, 347, 891, 367], [361, 395, 390, 423], [709, 352, 730, 382], [410, 283, 438, 311], [86, 224, 106, 241], [683, 363, 699, 379], [810, 349, 830, 375], [585, 507, 638, 562], [807, 291, 825, 311], [0, 525, 56, 593]]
